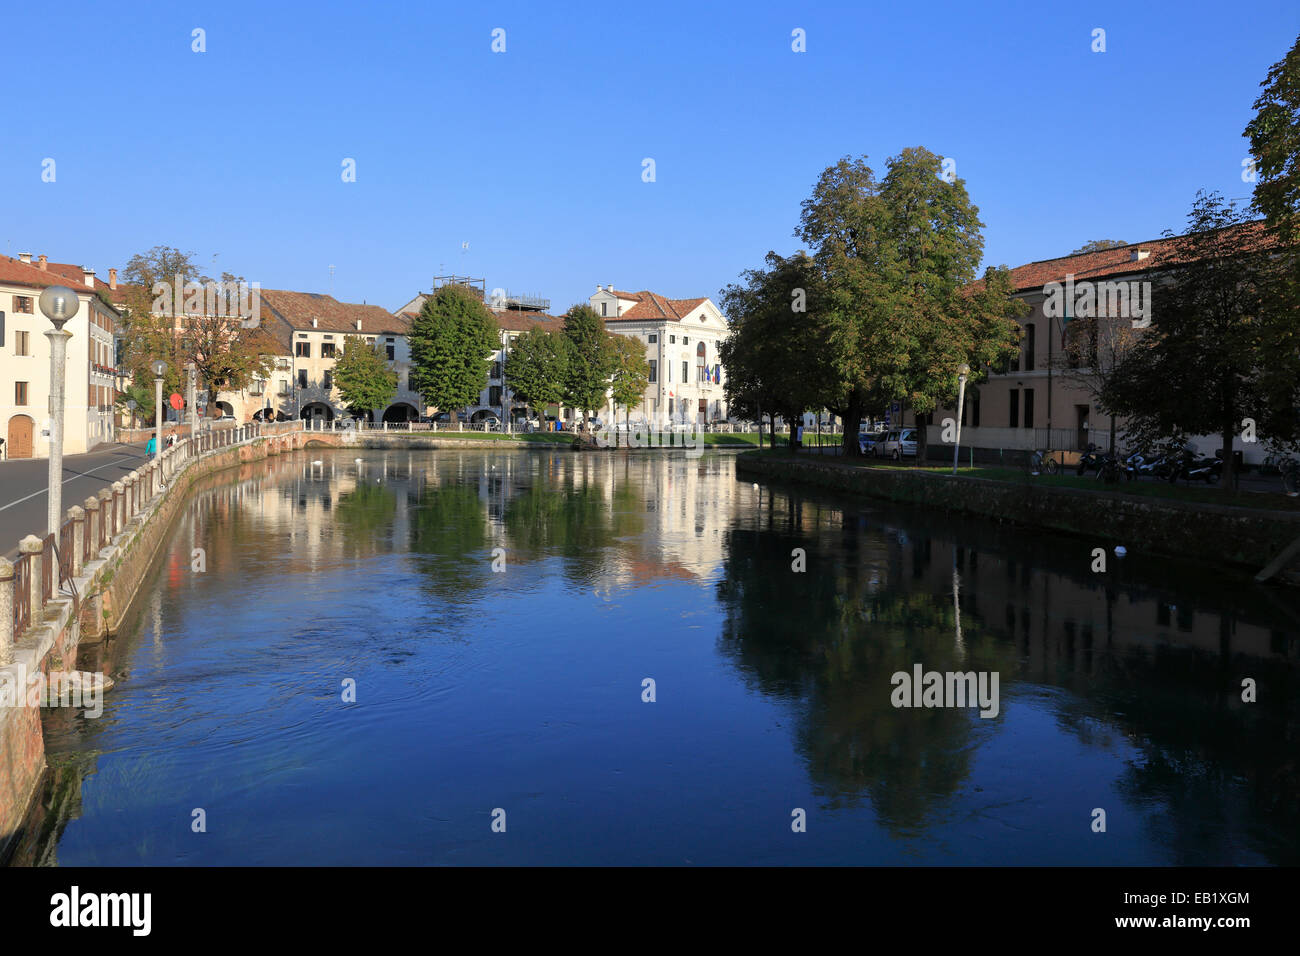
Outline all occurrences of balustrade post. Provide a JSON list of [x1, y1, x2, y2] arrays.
[[70, 506, 85, 577], [85, 496, 100, 559], [111, 481, 124, 536], [125, 473, 138, 517], [0, 558, 13, 665], [98, 489, 113, 546], [20, 535, 42, 624]]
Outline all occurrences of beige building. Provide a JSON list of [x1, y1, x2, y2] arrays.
[[920, 225, 1274, 466], [241, 291, 418, 424], [0, 254, 120, 458], [592, 286, 729, 426]]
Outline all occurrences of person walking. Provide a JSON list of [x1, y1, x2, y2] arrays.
[[146, 435, 157, 459]]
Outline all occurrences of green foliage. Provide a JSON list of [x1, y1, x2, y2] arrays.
[[787, 150, 1023, 453], [115, 382, 155, 425], [561, 305, 616, 417], [1103, 191, 1296, 487], [505, 327, 569, 418], [719, 251, 829, 443], [1244, 32, 1300, 244], [1070, 239, 1129, 254], [408, 284, 499, 413], [334, 335, 398, 415], [609, 334, 650, 414]]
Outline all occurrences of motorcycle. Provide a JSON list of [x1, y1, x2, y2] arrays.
[[1076, 443, 1102, 476]]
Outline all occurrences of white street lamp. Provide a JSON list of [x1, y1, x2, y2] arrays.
[[186, 361, 197, 443], [39, 286, 79, 535], [952, 362, 971, 476], [152, 359, 167, 462]]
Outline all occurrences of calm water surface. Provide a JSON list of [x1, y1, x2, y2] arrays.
[[30, 449, 1300, 865]]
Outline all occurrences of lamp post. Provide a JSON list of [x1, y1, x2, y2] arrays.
[[39, 286, 79, 535], [152, 359, 166, 459], [952, 362, 971, 476], [186, 362, 197, 444]]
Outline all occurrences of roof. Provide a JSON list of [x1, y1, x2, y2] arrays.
[[258, 289, 407, 335], [495, 311, 561, 333], [602, 290, 711, 322], [0, 257, 122, 318], [987, 221, 1277, 294]]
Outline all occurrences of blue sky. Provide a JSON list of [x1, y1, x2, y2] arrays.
[[4, 1, 1296, 314]]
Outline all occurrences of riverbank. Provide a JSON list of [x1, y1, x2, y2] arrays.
[[736, 451, 1300, 582]]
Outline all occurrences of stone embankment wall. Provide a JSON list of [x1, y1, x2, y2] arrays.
[[736, 453, 1300, 579]]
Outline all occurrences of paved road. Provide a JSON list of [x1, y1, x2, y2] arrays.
[[0, 441, 150, 557]]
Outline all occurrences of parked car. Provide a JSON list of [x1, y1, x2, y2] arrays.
[[859, 429, 887, 455], [476, 415, 503, 431], [878, 428, 917, 459], [432, 411, 467, 425], [215, 414, 235, 423]]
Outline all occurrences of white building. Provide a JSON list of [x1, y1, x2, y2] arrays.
[[0, 254, 119, 458], [590, 286, 729, 426]]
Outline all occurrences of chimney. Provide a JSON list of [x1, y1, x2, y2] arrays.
[[18, 253, 31, 264], [109, 268, 118, 290], [38, 255, 47, 271], [82, 267, 95, 288], [596, 284, 603, 292], [1131, 249, 1150, 262]]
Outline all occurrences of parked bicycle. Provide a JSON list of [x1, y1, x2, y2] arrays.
[[1264, 450, 1300, 496], [1027, 449, 1060, 476]]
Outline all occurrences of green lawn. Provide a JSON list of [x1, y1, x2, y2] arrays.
[[753, 450, 1300, 512]]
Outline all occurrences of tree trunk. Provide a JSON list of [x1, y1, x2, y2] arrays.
[[1221, 413, 1237, 493], [841, 390, 864, 457], [914, 410, 928, 466]]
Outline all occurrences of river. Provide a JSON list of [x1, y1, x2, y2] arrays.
[[26, 448, 1300, 865]]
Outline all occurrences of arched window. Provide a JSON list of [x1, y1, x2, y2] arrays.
[[696, 341, 706, 382]]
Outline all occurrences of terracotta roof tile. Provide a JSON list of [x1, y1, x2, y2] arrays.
[[978, 221, 1277, 294]]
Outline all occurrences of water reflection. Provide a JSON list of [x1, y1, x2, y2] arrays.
[[21, 449, 1300, 866]]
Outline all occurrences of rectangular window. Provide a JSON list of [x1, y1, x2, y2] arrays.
[[1009, 389, 1019, 428], [601, 302, 607, 316], [489, 386, 502, 407], [296, 341, 310, 357], [648, 360, 657, 383], [298, 369, 308, 389], [491, 361, 502, 379], [280, 380, 291, 396], [682, 361, 689, 383], [1023, 388, 1035, 429], [669, 398, 674, 415], [13, 295, 33, 314], [386, 345, 395, 361], [15, 382, 28, 405], [669, 335, 676, 344], [15, 330, 29, 356], [683, 336, 689, 345], [648, 334, 657, 343], [323, 371, 333, 390], [321, 343, 336, 358], [386, 337, 395, 343], [1024, 323, 1036, 371]]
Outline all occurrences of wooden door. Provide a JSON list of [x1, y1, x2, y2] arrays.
[[7, 415, 34, 458]]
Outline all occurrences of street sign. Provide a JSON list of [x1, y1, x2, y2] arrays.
[[169, 393, 183, 410]]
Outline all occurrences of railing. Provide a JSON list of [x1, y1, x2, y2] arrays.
[[2, 419, 304, 649]]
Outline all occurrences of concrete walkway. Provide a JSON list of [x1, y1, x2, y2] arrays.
[[0, 441, 150, 556]]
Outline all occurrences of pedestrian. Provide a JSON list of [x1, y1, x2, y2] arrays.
[[146, 435, 157, 458]]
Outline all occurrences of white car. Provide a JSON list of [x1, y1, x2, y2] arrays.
[[878, 428, 917, 459]]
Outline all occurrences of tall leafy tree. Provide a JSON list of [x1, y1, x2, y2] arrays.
[[1055, 314, 1142, 454], [719, 252, 828, 449], [1244, 32, 1300, 245], [119, 247, 277, 417], [505, 327, 569, 424], [408, 284, 499, 415], [609, 333, 650, 444], [561, 304, 616, 423], [1104, 191, 1289, 490], [796, 150, 1021, 458], [333, 335, 397, 417]]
